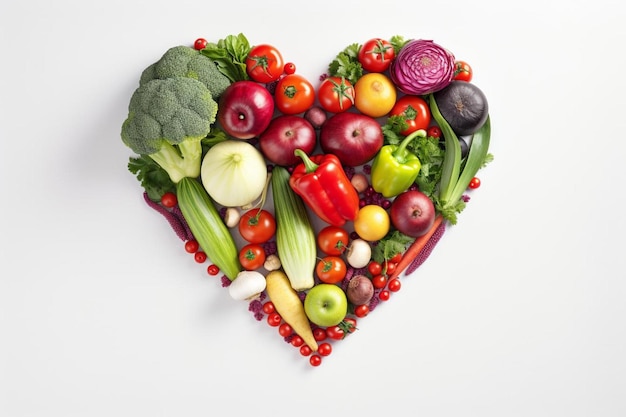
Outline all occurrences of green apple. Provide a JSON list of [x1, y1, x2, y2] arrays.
[[304, 284, 348, 327]]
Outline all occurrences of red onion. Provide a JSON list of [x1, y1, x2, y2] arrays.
[[389, 39, 456, 95]]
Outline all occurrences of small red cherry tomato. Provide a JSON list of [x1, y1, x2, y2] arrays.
[[469, 177, 481, 189], [309, 355, 322, 366], [267, 312, 282, 327], [318, 342, 332, 356], [262, 301, 275, 315], [388, 278, 401, 292], [427, 125, 442, 139], [354, 304, 370, 318], [184, 240, 199, 253], [193, 38, 207, 50], [284, 62, 296, 75], [194, 251, 207, 263], [453, 60, 473, 82], [206, 264, 220, 276]]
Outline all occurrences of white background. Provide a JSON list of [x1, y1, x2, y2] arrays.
[[2, 0, 625, 416]]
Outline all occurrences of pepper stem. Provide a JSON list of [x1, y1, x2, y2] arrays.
[[294, 149, 319, 173], [393, 129, 427, 161]]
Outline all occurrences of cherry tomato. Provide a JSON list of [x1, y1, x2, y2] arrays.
[[316, 256, 347, 284], [275, 74, 315, 115], [368, 261, 383, 276], [427, 125, 442, 139], [206, 264, 220, 276], [453, 60, 473, 82], [278, 323, 293, 337], [384, 261, 396, 275], [318, 342, 332, 357], [354, 73, 397, 118], [184, 240, 199, 253], [326, 325, 345, 340], [267, 312, 282, 327], [246, 44, 284, 83], [283, 62, 296, 75], [299, 345, 312, 356], [313, 328, 327, 341], [262, 301, 275, 315], [389, 95, 431, 136], [239, 243, 266, 271], [342, 318, 357, 334], [390, 252, 402, 264], [379, 290, 390, 301], [358, 38, 395, 73], [388, 278, 402, 292], [290, 335, 304, 347], [193, 38, 207, 50], [354, 304, 370, 318], [372, 274, 387, 289], [194, 251, 207, 263], [238, 208, 276, 244], [309, 355, 322, 366], [317, 226, 350, 256], [469, 177, 481, 189], [160, 192, 177, 208], [317, 76, 355, 113]]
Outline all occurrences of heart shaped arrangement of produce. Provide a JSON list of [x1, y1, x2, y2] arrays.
[[121, 33, 493, 366]]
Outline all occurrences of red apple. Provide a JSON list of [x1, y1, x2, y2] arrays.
[[258, 115, 316, 166], [217, 80, 275, 139], [390, 190, 436, 237], [319, 112, 383, 166]]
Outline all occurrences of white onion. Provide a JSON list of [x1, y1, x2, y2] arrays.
[[201, 140, 268, 207]]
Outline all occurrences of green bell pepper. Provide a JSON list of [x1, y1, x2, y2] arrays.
[[370, 129, 426, 198]]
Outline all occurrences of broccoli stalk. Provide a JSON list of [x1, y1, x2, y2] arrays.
[[121, 77, 218, 184], [148, 139, 203, 184]]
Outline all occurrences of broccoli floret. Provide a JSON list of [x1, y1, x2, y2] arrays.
[[139, 45, 231, 99], [121, 77, 218, 183]]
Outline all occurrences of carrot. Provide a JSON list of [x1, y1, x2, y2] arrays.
[[265, 270, 318, 352], [388, 214, 444, 281]]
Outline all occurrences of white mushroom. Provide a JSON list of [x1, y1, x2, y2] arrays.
[[228, 271, 266, 301]]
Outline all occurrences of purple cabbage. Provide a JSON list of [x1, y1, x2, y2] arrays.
[[390, 39, 456, 95]]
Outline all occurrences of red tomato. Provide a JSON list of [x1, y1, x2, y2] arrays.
[[453, 60, 473, 82], [290, 335, 304, 347], [317, 226, 350, 256], [283, 62, 296, 75], [389, 95, 431, 136], [367, 261, 383, 276], [160, 192, 177, 208], [469, 177, 481, 189], [389, 252, 402, 264], [379, 290, 390, 301], [309, 355, 322, 366], [316, 256, 347, 284], [275, 74, 315, 115], [384, 261, 396, 275], [317, 76, 355, 113], [427, 125, 442, 139], [262, 301, 275, 315], [325, 325, 345, 340], [238, 208, 276, 244], [194, 251, 207, 263], [278, 323, 293, 337], [193, 38, 207, 51], [246, 44, 284, 83], [313, 328, 327, 341], [372, 274, 387, 289], [184, 240, 199, 254], [388, 278, 401, 292], [318, 342, 332, 356], [358, 38, 395, 73], [354, 304, 370, 318], [299, 345, 312, 356], [267, 312, 282, 327], [239, 243, 266, 271], [206, 264, 220, 276]]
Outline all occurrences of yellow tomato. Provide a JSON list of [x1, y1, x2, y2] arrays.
[[353, 205, 390, 241], [354, 73, 397, 118]]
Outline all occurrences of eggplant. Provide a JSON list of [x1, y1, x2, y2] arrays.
[[433, 81, 489, 136]]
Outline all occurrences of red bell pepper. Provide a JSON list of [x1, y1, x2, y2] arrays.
[[289, 149, 360, 226]]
